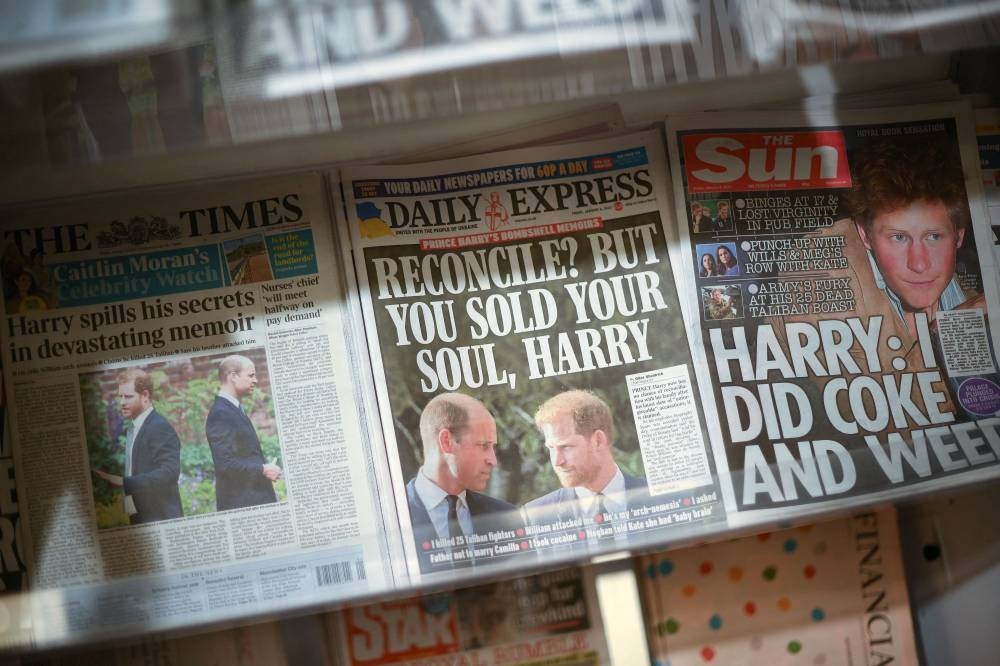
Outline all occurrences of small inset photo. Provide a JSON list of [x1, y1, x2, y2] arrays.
[[689, 198, 733, 233], [1, 246, 56, 314], [224, 234, 274, 284], [701, 285, 744, 321], [695, 242, 741, 278], [81, 349, 285, 529]]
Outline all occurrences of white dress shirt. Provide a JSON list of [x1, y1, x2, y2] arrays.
[[123, 405, 153, 516], [574, 466, 629, 550], [414, 469, 474, 540]]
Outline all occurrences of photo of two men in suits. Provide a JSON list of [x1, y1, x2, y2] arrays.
[[84, 351, 284, 529], [405, 389, 659, 571]]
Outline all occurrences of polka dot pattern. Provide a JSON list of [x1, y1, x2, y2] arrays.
[[639, 515, 876, 666]]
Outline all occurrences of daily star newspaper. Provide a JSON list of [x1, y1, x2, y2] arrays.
[[0, 173, 394, 648], [332, 566, 609, 666], [341, 130, 725, 580], [666, 104, 1000, 523]]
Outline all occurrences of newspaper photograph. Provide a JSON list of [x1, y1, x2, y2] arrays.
[[0, 173, 393, 647], [332, 566, 609, 666], [342, 130, 725, 579], [666, 104, 1000, 520]]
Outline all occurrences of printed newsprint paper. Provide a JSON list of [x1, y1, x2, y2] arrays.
[[637, 508, 918, 666], [341, 130, 725, 580], [666, 103, 1000, 523], [0, 376, 31, 650], [0, 173, 393, 647], [974, 108, 1000, 297], [332, 566, 609, 666]]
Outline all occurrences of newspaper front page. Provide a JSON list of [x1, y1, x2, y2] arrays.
[[637, 508, 918, 666], [666, 104, 1000, 523], [0, 173, 393, 647], [332, 566, 609, 666], [0, 375, 30, 650], [975, 108, 1000, 296], [342, 130, 725, 580]]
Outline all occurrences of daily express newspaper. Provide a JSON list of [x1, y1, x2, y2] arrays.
[[342, 130, 724, 579], [637, 508, 917, 666], [332, 566, 609, 666], [0, 173, 393, 648], [666, 104, 1000, 521]]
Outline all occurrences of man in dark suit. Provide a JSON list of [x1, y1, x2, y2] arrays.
[[523, 390, 649, 549], [406, 393, 523, 572], [206, 355, 282, 511], [690, 201, 714, 234], [712, 200, 733, 231], [94, 368, 183, 524]]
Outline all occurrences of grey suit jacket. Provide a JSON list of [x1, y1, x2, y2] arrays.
[[522, 472, 649, 528]]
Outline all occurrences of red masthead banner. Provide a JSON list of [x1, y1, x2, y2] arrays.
[[682, 130, 852, 193], [345, 598, 461, 664]]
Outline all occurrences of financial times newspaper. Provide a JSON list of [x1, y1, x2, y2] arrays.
[[0, 173, 394, 647], [637, 509, 918, 666], [342, 131, 724, 580], [666, 104, 1000, 522], [332, 566, 609, 666]]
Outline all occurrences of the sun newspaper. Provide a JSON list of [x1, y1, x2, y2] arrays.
[[333, 566, 608, 666], [666, 104, 1000, 522], [341, 130, 725, 580], [0, 379, 30, 650], [0, 173, 394, 647]]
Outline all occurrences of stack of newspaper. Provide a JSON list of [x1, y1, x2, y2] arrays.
[[1, 89, 999, 651]]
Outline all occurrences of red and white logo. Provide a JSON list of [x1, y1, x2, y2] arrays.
[[682, 130, 851, 193]]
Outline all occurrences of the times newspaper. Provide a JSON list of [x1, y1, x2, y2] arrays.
[[0, 173, 394, 646], [341, 130, 724, 579], [332, 566, 609, 666], [666, 104, 1000, 521], [636, 508, 918, 666]]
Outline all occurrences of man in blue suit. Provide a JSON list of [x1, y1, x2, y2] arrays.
[[94, 368, 183, 525], [207, 355, 282, 511], [405, 393, 522, 572], [522, 390, 648, 545]]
